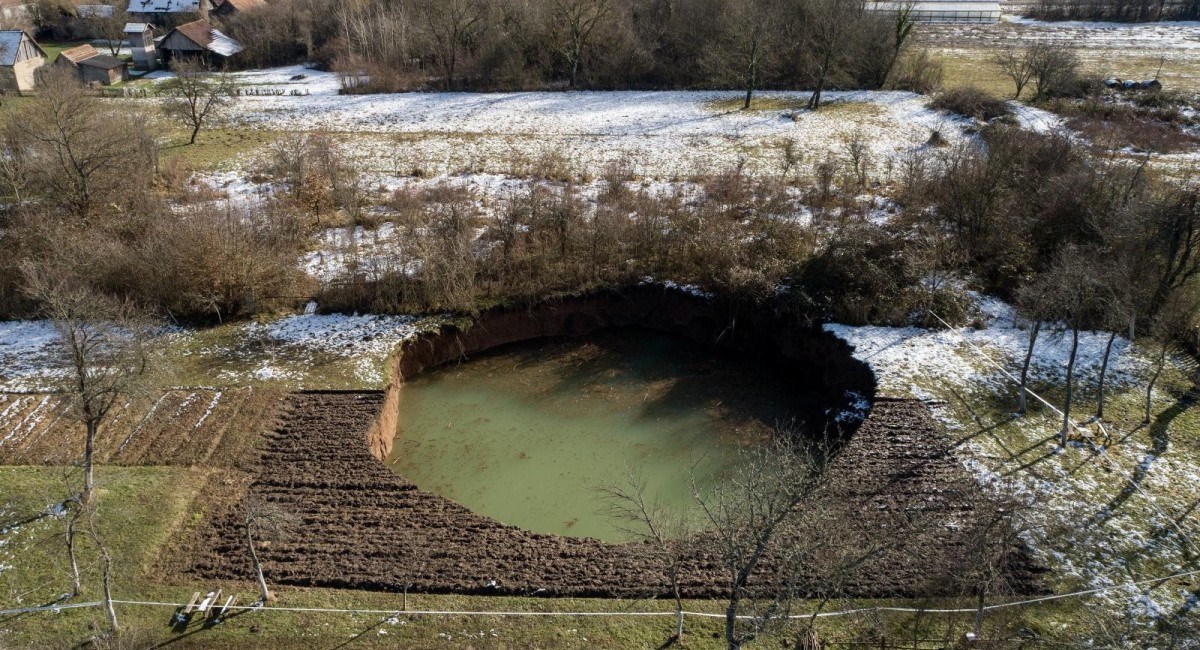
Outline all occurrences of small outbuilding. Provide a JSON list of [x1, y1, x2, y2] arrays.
[[159, 19, 243, 66], [52, 43, 129, 85], [0, 29, 45, 93], [125, 22, 158, 70]]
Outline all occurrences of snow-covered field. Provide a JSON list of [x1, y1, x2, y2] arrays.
[[214, 83, 966, 178]]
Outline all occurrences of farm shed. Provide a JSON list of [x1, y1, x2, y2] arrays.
[[0, 30, 45, 93], [211, 0, 265, 18], [52, 44, 129, 85], [125, 22, 157, 70], [868, 0, 1001, 23], [159, 19, 242, 66]]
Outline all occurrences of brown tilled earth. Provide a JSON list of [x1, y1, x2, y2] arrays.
[[172, 392, 1044, 599]]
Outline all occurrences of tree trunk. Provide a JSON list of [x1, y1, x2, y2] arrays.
[[1018, 321, 1041, 414], [725, 594, 741, 650], [84, 420, 97, 505], [1097, 331, 1117, 419], [87, 509, 118, 633], [65, 504, 82, 597], [189, 123, 200, 145], [247, 526, 271, 602], [1061, 327, 1080, 446], [671, 569, 684, 640], [1145, 340, 1169, 424]]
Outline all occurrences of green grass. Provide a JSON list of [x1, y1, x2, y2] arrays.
[[159, 127, 281, 172]]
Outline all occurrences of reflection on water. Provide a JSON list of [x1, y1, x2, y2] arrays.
[[387, 329, 805, 541]]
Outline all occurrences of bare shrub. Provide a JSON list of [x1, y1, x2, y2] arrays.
[[931, 87, 1013, 122], [887, 48, 944, 95]]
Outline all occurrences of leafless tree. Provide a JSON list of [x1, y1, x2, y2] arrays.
[[1015, 272, 1056, 415], [601, 467, 694, 641], [10, 67, 155, 216], [1026, 42, 1079, 100], [160, 59, 238, 145], [692, 435, 830, 650], [242, 494, 297, 603], [1044, 248, 1104, 445], [419, 0, 490, 90], [993, 46, 1035, 99], [95, 3, 131, 57], [21, 268, 155, 505], [702, 0, 777, 110], [803, 0, 867, 110], [552, 0, 613, 87]]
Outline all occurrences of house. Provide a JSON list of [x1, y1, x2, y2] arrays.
[[211, 0, 265, 18], [867, 0, 1001, 23], [125, 22, 157, 70], [51, 43, 128, 84], [158, 19, 242, 66], [127, 0, 216, 25], [0, 29, 44, 93]]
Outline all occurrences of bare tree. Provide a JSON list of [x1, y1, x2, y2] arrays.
[[242, 494, 296, 603], [552, 0, 613, 88], [160, 59, 238, 145], [1027, 42, 1079, 101], [1015, 273, 1056, 415], [1044, 248, 1103, 445], [21, 268, 154, 504], [95, 3, 131, 57], [419, 0, 490, 90], [993, 46, 1035, 99], [692, 436, 830, 650], [702, 0, 778, 110], [803, 0, 867, 110], [601, 467, 694, 641], [10, 67, 155, 216]]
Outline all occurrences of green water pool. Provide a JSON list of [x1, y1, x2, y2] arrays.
[[386, 329, 806, 541]]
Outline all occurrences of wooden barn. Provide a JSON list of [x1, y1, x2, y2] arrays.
[[159, 19, 243, 66], [51, 43, 128, 85], [125, 22, 158, 70], [0, 30, 44, 93], [868, 0, 1001, 23]]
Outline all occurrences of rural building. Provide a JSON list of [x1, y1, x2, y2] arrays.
[[211, 0, 265, 18], [51, 43, 128, 85], [159, 19, 243, 66], [867, 0, 1001, 23], [127, 0, 216, 25], [0, 29, 44, 93], [125, 22, 157, 70]]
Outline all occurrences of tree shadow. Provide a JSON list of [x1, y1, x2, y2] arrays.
[[1092, 390, 1194, 529]]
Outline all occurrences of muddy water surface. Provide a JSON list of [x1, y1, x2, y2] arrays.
[[387, 329, 808, 541]]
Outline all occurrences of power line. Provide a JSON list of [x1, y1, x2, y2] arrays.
[[5, 567, 1199, 620]]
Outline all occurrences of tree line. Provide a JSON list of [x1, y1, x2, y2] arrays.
[[221, 0, 914, 101]]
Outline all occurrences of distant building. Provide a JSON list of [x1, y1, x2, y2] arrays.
[[127, 0, 216, 25], [0, 29, 44, 93], [125, 21, 157, 70], [51, 43, 128, 85], [867, 0, 1001, 23], [76, 4, 116, 18], [211, 0, 265, 19], [159, 19, 243, 66]]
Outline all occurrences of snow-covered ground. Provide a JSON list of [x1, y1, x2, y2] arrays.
[[826, 293, 1200, 628], [215, 87, 960, 178]]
